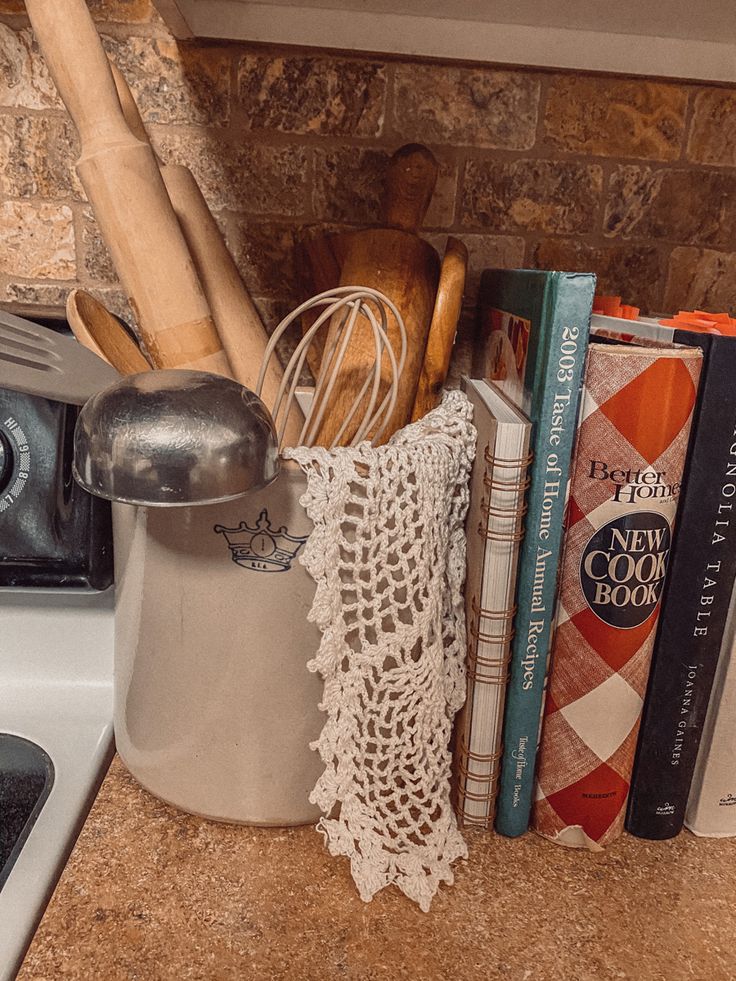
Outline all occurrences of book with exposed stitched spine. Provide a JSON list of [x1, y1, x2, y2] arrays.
[[453, 377, 531, 828]]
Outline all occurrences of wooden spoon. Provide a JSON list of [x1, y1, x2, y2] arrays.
[[66, 289, 151, 375], [410, 236, 468, 421]]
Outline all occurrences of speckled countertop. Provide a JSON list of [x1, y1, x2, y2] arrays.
[[17, 756, 736, 981]]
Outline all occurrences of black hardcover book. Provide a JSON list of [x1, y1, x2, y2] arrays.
[[592, 315, 736, 839]]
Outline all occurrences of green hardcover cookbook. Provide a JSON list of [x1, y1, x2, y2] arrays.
[[473, 269, 596, 836]]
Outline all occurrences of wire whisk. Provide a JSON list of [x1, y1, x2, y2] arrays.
[[256, 287, 407, 450]]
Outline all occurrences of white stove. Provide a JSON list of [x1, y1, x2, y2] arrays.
[[0, 587, 114, 981]]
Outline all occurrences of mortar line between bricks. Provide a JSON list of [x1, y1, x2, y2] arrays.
[[137, 115, 736, 172], [533, 71, 550, 152], [680, 83, 700, 164], [227, 40, 241, 135], [303, 146, 316, 223], [382, 60, 397, 145], [67, 201, 87, 284]]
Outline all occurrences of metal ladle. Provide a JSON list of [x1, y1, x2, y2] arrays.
[[73, 369, 279, 507]]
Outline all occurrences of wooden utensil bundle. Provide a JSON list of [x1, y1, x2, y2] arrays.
[[24, 0, 303, 446], [297, 144, 468, 446], [25, 2, 465, 451]]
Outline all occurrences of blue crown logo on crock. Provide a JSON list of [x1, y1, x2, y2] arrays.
[[214, 509, 307, 573]]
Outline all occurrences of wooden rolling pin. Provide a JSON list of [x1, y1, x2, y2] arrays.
[[410, 236, 468, 421], [109, 63, 304, 445], [24, 0, 233, 377], [311, 144, 441, 447]]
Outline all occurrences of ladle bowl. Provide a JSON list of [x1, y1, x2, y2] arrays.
[[73, 369, 279, 506]]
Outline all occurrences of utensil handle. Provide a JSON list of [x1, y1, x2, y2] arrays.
[[111, 58, 301, 437], [25, 0, 129, 150], [383, 143, 439, 232], [410, 236, 468, 421], [159, 165, 304, 445], [109, 62, 149, 145]]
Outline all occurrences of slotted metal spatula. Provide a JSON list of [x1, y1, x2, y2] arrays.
[[0, 309, 120, 405]]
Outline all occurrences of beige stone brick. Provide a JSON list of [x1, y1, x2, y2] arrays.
[[238, 54, 386, 137], [81, 210, 118, 286], [424, 232, 525, 310], [88, 0, 154, 22], [392, 64, 540, 149], [0, 115, 81, 199], [663, 246, 736, 314], [604, 166, 736, 249], [687, 89, 736, 168], [461, 159, 603, 235], [230, 219, 298, 302], [312, 147, 456, 228], [153, 131, 308, 216], [533, 239, 665, 314], [103, 35, 230, 127], [0, 25, 63, 110], [0, 201, 75, 279], [544, 76, 687, 161]]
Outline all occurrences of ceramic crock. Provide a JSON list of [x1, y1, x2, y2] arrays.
[[112, 462, 324, 825]]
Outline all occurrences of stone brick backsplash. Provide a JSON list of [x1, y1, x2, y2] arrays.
[[153, 131, 309, 215], [103, 35, 232, 126], [532, 239, 665, 314], [0, 114, 81, 199], [543, 77, 688, 162], [604, 166, 736, 249], [0, 25, 62, 109], [392, 65, 540, 150], [664, 247, 736, 313], [312, 146, 457, 228], [238, 54, 387, 137], [460, 158, 604, 235], [1, 0, 736, 342], [687, 89, 736, 168], [0, 200, 75, 279]]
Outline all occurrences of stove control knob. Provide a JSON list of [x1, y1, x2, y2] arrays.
[[0, 429, 11, 495]]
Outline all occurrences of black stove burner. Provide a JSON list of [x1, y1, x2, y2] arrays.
[[0, 734, 54, 891]]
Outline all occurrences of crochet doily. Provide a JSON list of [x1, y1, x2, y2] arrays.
[[284, 390, 476, 911]]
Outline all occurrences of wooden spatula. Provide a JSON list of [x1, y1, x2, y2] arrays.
[[305, 144, 441, 447], [66, 289, 151, 375]]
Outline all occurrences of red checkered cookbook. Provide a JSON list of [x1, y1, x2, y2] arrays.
[[531, 339, 702, 849]]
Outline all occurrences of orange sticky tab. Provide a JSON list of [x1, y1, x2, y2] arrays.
[[594, 295, 625, 317], [658, 309, 736, 335]]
